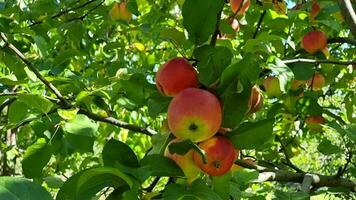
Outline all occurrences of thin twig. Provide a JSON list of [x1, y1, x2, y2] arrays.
[[210, 6, 224, 46], [282, 58, 356, 65], [253, 10, 267, 39], [328, 37, 356, 46], [276, 135, 304, 173]]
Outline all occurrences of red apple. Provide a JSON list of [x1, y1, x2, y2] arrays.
[[109, 2, 132, 21], [306, 116, 325, 132], [165, 139, 201, 183], [230, 0, 250, 15], [167, 88, 222, 142], [263, 77, 282, 97], [302, 31, 328, 54], [310, 1, 321, 19], [193, 136, 235, 176], [307, 73, 325, 91], [156, 58, 199, 97], [247, 86, 263, 114]]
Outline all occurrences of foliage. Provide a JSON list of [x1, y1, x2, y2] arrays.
[[0, 0, 355, 199]]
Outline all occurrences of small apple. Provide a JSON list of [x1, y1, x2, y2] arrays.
[[310, 1, 321, 19], [247, 86, 263, 114], [306, 115, 325, 132], [290, 80, 306, 90], [165, 139, 201, 183], [193, 136, 235, 176], [302, 31, 328, 54], [109, 2, 132, 21], [307, 73, 325, 91], [155, 58, 199, 97], [230, 0, 250, 15], [263, 77, 282, 97], [167, 88, 222, 142]]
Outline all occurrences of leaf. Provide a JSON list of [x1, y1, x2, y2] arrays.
[[317, 139, 341, 155], [227, 119, 274, 150], [212, 172, 232, 200], [24, 66, 37, 81], [273, 191, 310, 200], [102, 139, 139, 168], [289, 62, 314, 80], [22, 138, 53, 178], [0, 176, 53, 200], [43, 176, 64, 189], [17, 94, 53, 113], [57, 108, 79, 120], [140, 154, 184, 177], [159, 28, 186, 46], [56, 167, 133, 200], [182, 0, 224, 45], [63, 133, 95, 153], [168, 140, 207, 163], [163, 180, 223, 200], [193, 45, 233, 86], [232, 169, 259, 190], [63, 114, 98, 137], [8, 101, 30, 124], [267, 59, 294, 93]]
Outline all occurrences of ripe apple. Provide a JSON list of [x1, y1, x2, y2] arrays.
[[193, 136, 235, 176], [247, 86, 263, 114], [306, 115, 325, 132], [230, 0, 250, 15], [165, 139, 201, 183], [310, 1, 321, 19], [167, 88, 222, 142], [302, 31, 328, 54], [156, 58, 199, 97], [263, 77, 282, 97], [109, 2, 132, 21], [307, 73, 325, 91], [290, 80, 306, 90]]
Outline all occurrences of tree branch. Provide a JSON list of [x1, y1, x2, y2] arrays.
[[282, 58, 356, 65], [275, 135, 304, 173], [253, 10, 267, 39], [66, 0, 104, 22], [338, 0, 356, 37], [210, 6, 224, 46], [328, 37, 356, 45], [0, 33, 155, 137], [235, 160, 356, 192], [29, 0, 98, 26]]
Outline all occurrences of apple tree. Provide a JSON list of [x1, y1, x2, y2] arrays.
[[0, 0, 355, 199]]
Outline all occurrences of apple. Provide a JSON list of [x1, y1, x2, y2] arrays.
[[247, 86, 263, 114], [307, 73, 325, 91], [302, 31, 328, 54], [193, 136, 235, 176], [306, 115, 325, 132], [263, 77, 282, 97], [167, 88, 222, 142], [109, 2, 132, 21], [310, 1, 321, 19], [290, 80, 306, 90], [156, 58, 199, 97], [230, 0, 250, 15], [165, 139, 201, 183]]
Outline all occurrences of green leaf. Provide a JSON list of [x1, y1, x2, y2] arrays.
[[17, 94, 54, 113], [56, 167, 133, 200], [57, 108, 79, 120], [317, 139, 341, 155], [193, 45, 233, 86], [63, 114, 98, 137], [163, 180, 223, 200], [0, 176, 53, 200], [22, 138, 53, 178], [102, 139, 139, 168], [232, 169, 259, 190], [159, 28, 186, 46], [168, 140, 207, 163], [43, 176, 64, 189], [227, 119, 274, 150], [268, 59, 294, 92], [273, 191, 310, 200], [289, 62, 314, 80], [8, 101, 30, 124], [182, 0, 224, 45], [63, 133, 95, 153], [140, 154, 184, 177], [212, 172, 232, 200]]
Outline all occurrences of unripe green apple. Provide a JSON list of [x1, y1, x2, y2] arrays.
[[263, 77, 282, 97], [193, 136, 235, 176], [156, 58, 199, 97], [302, 31, 327, 54], [167, 88, 222, 142], [307, 73, 325, 91], [164, 139, 201, 183]]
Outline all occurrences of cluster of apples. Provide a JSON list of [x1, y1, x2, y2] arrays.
[[156, 58, 259, 182]]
